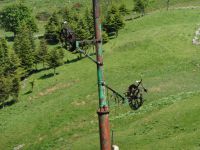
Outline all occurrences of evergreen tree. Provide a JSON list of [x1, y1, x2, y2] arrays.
[[0, 39, 20, 105], [58, 47, 65, 60], [33, 49, 40, 70], [10, 77, 20, 102], [45, 12, 60, 44], [9, 51, 20, 101], [103, 5, 125, 36], [75, 18, 90, 40], [113, 13, 125, 30], [0, 38, 9, 57], [29, 31, 36, 51], [13, 22, 35, 73], [119, 4, 129, 15], [8, 51, 20, 76], [47, 49, 63, 75], [0, 40, 9, 104], [133, 0, 148, 16], [0, 77, 10, 104], [102, 31, 109, 44], [59, 7, 73, 23], [0, 3, 38, 35], [62, 11, 79, 33], [109, 5, 118, 14], [0, 38, 10, 76], [38, 39, 48, 68], [84, 8, 94, 39]]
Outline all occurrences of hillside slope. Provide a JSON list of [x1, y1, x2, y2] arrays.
[[0, 8, 200, 150], [0, 0, 200, 12], [1, 0, 200, 36]]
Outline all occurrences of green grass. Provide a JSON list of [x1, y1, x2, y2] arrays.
[[147, 0, 200, 10], [1, 0, 199, 14], [1, 5, 200, 150], [0, 0, 91, 13], [1, 0, 200, 36]]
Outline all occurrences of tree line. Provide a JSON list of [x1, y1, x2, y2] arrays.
[[0, 38, 20, 106], [0, 25, 65, 106], [44, 4, 128, 45], [0, 0, 148, 106], [0, 3, 65, 106]]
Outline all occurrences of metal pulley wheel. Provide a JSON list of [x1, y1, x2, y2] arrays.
[[125, 80, 147, 110]]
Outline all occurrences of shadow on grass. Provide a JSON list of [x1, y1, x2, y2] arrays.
[[39, 73, 59, 80], [64, 52, 96, 64], [21, 52, 96, 81], [23, 90, 32, 95], [5, 36, 14, 42], [125, 15, 142, 21], [0, 99, 17, 109], [21, 67, 50, 81], [65, 57, 84, 64], [46, 38, 59, 45]]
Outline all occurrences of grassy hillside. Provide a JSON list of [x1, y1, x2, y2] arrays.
[[148, 0, 200, 10], [0, 0, 90, 13], [1, 0, 200, 36], [1, 4, 200, 150], [1, 0, 200, 11], [1, 0, 200, 13]]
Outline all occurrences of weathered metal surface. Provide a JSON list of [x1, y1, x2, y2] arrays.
[[125, 79, 147, 110], [93, 0, 111, 149], [104, 80, 147, 110], [97, 106, 110, 150]]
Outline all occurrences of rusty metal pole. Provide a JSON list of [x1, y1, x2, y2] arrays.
[[93, 0, 111, 150]]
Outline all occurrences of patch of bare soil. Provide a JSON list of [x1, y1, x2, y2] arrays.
[[38, 79, 80, 97]]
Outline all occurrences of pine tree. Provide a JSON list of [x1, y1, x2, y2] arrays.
[[58, 47, 65, 60], [0, 38, 9, 57], [8, 51, 20, 76], [38, 39, 48, 68], [65, 12, 79, 32], [0, 38, 20, 105], [47, 49, 63, 75], [75, 18, 90, 40], [13, 22, 35, 73], [0, 38, 10, 76], [103, 5, 125, 36], [119, 4, 129, 15], [114, 13, 125, 30], [10, 77, 20, 102], [0, 3, 38, 35], [0, 39, 9, 104], [109, 5, 118, 14], [84, 8, 94, 39], [29, 31, 36, 51], [59, 7, 73, 23], [102, 31, 109, 44], [45, 12, 60, 44], [33, 49, 40, 70], [133, 0, 148, 16], [9, 51, 20, 101], [0, 77, 10, 105]]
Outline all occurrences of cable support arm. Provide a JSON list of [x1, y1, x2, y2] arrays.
[[77, 48, 102, 65], [102, 82, 127, 103], [76, 41, 102, 65]]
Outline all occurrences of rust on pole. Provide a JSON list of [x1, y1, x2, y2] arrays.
[[93, 0, 111, 150]]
